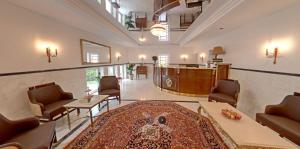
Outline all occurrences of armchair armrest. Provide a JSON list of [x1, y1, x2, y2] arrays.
[[11, 117, 39, 133], [28, 100, 44, 117], [0, 142, 22, 149], [61, 92, 73, 99], [211, 87, 218, 93], [265, 104, 284, 115]]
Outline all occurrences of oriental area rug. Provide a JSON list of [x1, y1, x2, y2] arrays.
[[65, 101, 228, 149]]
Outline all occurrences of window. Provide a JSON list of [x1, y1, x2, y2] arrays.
[[99, 67, 104, 78], [86, 52, 99, 63], [122, 15, 126, 26], [118, 12, 122, 23], [112, 7, 117, 18], [158, 55, 169, 67], [105, 0, 112, 13], [158, 23, 169, 41], [108, 66, 114, 75], [85, 68, 99, 91], [97, 0, 102, 4]]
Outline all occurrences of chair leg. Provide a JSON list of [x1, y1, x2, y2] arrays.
[[76, 108, 80, 116], [118, 96, 121, 104], [53, 131, 57, 143]]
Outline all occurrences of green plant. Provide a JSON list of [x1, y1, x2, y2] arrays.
[[125, 15, 135, 30], [86, 69, 98, 81], [127, 63, 135, 75]]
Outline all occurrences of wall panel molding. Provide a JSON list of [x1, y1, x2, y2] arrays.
[[231, 67, 300, 77]]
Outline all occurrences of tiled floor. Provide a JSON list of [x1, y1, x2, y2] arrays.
[[54, 78, 205, 148]]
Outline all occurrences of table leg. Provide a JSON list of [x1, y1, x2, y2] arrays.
[[89, 109, 93, 126], [66, 108, 71, 130], [107, 100, 109, 111], [198, 106, 203, 116]]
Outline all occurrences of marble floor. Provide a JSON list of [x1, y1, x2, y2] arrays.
[[53, 78, 300, 149], [54, 78, 205, 148]]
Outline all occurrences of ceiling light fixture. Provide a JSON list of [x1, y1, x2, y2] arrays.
[[150, 23, 166, 37]]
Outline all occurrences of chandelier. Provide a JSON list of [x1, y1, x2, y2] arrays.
[[150, 23, 166, 36]]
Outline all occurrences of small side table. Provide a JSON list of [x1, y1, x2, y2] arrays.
[[64, 95, 109, 129]]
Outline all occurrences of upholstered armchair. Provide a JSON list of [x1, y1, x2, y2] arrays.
[[98, 76, 121, 104], [208, 79, 240, 107], [27, 82, 78, 121], [256, 95, 300, 145], [0, 114, 56, 149]]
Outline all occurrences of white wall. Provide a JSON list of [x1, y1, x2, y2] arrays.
[[190, 2, 300, 117], [0, 1, 127, 119], [126, 45, 199, 64]]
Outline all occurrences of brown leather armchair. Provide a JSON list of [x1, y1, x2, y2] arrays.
[[256, 95, 300, 145], [27, 82, 78, 121], [208, 79, 240, 107], [98, 76, 121, 104], [0, 114, 56, 149]]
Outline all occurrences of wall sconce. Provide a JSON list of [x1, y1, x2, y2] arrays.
[[139, 54, 146, 65], [200, 53, 206, 62], [266, 47, 279, 64], [46, 47, 58, 63], [116, 52, 121, 62], [180, 54, 188, 61]]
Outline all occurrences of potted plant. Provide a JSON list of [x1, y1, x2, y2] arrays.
[[125, 15, 135, 30], [127, 63, 135, 80], [152, 56, 158, 65]]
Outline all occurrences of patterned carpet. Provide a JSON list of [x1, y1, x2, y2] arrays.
[[65, 101, 228, 149]]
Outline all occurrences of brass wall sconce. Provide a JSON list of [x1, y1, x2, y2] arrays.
[[116, 53, 121, 62], [139, 54, 146, 65], [180, 54, 188, 61], [46, 47, 57, 63], [200, 53, 206, 62], [266, 47, 279, 64]]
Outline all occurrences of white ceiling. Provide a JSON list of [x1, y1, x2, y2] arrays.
[[186, 0, 300, 46], [5, 0, 300, 48]]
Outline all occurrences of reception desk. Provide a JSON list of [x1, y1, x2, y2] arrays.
[[153, 64, 230, 96]]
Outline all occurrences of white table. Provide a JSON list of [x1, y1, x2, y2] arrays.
[[199, 101, 296, 149], [64, 95, 109, 129]]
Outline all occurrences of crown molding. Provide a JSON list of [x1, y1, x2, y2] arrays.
[[179, 0, 245, 45]]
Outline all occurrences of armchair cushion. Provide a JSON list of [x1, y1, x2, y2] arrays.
[[0, 115, 39, 143], [0, 114, 55, 149], [208, 93, 236, 106], [214, 80, 240, 98], [99, 89, 120, 96], [4, 122, 55, 149], [256, 113, 300, 145], [43, 99, 76, 119]]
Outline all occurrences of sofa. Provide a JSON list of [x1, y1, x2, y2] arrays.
[[256, 94, 300, 145], [208, 79, 240, 107], [27, 82, 78, 121], [0, 114, 56, 149]]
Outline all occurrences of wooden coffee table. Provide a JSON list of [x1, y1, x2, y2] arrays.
[[199, 101, 296, 149], [64, 95, 109, 129]]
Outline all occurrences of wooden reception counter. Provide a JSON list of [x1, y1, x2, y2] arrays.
[[153, 64, 230, 96]]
